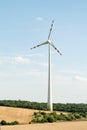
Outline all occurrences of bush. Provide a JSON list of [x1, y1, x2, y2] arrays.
[[1, 120, 7, 125], [80, 112, 87, 118], [0, 120, 19, 125], [31, 112, 59, 123], [47, 116, 57, 123], [57, 113, 67, 121], [73, 113, 81, 119], [10, 121, 19, 125], [65, 114, 74, 121]]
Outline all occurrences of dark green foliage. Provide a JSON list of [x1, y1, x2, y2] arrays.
[[0, 100, 47, 110], [65, 114, 75, 121], [54, 103, 87, 112], [0, 100, 87, 113], [57, 113, 67, 121], [79, 112, 87, 118], [1, 120, 7, 125], [0, 120, 19, 126], [30, 111, 87, 124], [73, 113, 81, 119], [10, 121, 19, 125], [47, 116, 56, 123], [31, 112, 58, 123]]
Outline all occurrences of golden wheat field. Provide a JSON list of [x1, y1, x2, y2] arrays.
[[0, 106, 87, 130], [0, 106, 39, 124]]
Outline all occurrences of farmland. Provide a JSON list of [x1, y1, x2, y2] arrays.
[[0, 106, 87, 130]]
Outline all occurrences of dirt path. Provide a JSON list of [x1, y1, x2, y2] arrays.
[[1, 121, 87, 130]]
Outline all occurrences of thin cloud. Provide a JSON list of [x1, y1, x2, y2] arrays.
[[0, 56, 30, 65], [36, 17, 44, 22], [75, 75, 87, 82], [14, 56, 29, 64]]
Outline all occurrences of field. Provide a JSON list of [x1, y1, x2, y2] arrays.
[[0, 106, 67, 124], [0, 106, 87, 130], [0, 106, 38, 124]]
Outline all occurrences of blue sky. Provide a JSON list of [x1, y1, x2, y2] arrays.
[[0, 0, 87, 103]]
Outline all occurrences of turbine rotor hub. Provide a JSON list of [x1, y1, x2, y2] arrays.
[[47, 39, 51, 44]]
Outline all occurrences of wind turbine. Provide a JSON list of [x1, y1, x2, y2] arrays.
[[30, 20, 62, 111]]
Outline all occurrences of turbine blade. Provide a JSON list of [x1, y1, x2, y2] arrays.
[[48, 20, 54, 40], [51, 43, 62, 55], [30, 41, 48, 50]]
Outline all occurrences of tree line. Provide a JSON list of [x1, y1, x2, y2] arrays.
[[0, 100, 87, 112]]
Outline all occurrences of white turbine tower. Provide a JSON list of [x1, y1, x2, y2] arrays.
[[30, 20, 62, 111]]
